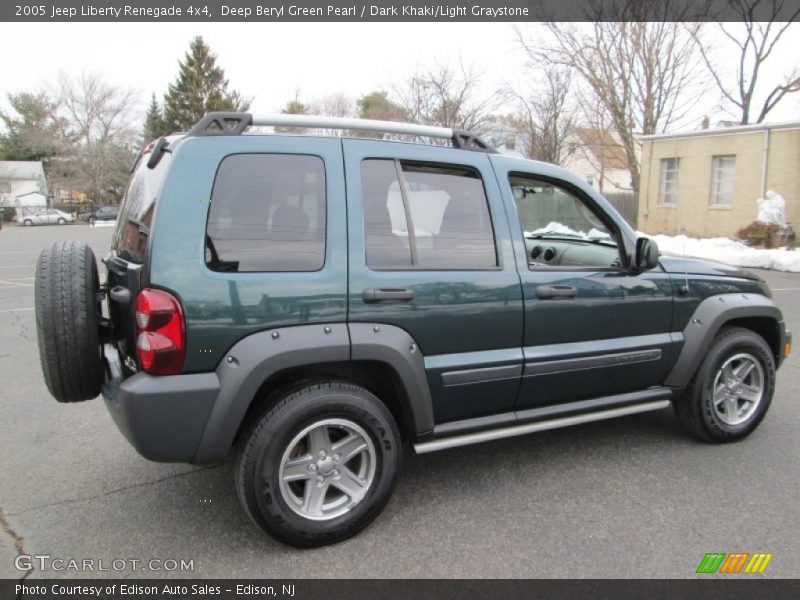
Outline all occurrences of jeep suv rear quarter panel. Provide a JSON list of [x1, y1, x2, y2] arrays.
[[147, 135, 347, 373]]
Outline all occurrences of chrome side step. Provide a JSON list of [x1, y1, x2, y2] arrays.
[[413, 399, 671, 454]]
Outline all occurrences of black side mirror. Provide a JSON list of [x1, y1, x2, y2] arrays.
[[635, 237, 659, 271]]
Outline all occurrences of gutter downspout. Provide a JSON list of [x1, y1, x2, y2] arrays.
[[761, 126, 771, 198]]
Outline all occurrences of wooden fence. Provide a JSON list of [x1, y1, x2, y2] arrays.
[[603, 192, 638, 228]]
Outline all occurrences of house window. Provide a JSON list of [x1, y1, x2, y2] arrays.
[[658, 158, 679, 206], [710, 155, 736, 207]]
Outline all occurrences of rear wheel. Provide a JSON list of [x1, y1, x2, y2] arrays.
[[34, 241, 104, 402], [235, 382, 401, 547], [23, 219, 32, 226], [673, 326, 775, 442]]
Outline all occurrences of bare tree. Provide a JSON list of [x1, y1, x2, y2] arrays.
[[518, 19, 703, 196], [55, 72, 139, 203], [395, 60, 501, 135], [508, 66, 576, 164], [692, 0, 800, 124], [311, 93, 356, 119]]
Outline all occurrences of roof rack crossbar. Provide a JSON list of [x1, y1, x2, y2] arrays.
[[187, 112, 496, 153]]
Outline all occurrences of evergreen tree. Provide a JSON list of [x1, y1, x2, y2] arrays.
[[354, 91, 408, 137], [276, 96, 310, 134], [142, 93, 165, 141], [161, 36, 249, 133], [0, 92, 68, 164], [357, 91, 407, 122]]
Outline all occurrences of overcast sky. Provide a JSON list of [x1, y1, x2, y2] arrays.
[[1, 22, 798, 131]]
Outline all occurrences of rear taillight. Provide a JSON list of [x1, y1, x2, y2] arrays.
[[135, 288, 185, 375]]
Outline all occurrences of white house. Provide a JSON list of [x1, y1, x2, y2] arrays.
[[0, 161, 49, 221], [561, 128, 633, 194]]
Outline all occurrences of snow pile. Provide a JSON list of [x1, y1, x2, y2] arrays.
[[645, 233, 800, 273], [756, 190, 786, 226]]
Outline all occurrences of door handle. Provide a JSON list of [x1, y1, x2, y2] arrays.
[[535, 285, 578, 300], [362, 288, 415, 303]]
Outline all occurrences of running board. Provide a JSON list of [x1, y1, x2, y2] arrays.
[[413, 399, 671, 454]]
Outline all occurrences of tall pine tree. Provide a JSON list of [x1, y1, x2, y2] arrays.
[[0, 92, 68, 163], [161, 37, 249, 133], [142, 93, 164, 141]]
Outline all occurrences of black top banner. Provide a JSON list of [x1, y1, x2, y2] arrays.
[[3, 0, 800, 22]]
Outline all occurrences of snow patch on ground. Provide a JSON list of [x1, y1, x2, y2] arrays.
[[644, 233, 800, 273]]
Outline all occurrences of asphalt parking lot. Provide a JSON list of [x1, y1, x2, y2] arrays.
[[0, 222, 798, 579]]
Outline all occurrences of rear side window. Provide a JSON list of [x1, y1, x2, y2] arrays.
[[206, 154, 326, 272], [361, 159, 497, 270]]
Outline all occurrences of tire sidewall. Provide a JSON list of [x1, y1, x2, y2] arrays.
[[241, 385, 400, 547], [697, 330, 775, 440], [35, 241, 104, 402]]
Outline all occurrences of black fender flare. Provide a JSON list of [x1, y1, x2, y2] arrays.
[[193, 322, 434, 463], [664, 293, 784, 389], [349, 322, 435, 436]]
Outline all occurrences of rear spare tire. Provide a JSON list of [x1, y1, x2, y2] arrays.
[[35, 241, 104, 402]]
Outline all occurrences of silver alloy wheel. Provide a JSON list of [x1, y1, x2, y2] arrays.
[[712, 353, 765, 426], [278, 418, 377, 521]]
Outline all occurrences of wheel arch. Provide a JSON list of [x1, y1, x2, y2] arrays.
[[724, 316, 782, 365], [192, 323, 434, 464], [233, 360, 418, 448], [665, 293, 786, 389]]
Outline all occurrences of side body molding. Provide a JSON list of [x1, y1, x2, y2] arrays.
[[194, 324, 350, 463], [665, 293, 784, 389], [349, 323, 435, 437]]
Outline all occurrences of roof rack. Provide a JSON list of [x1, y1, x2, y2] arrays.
[[187, 112, 496, 153]]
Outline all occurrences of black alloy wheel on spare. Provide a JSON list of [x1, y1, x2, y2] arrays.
[[34, 241, 105, 402]]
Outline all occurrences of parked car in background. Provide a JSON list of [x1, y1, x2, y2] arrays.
[[22, 209, 75, 226], [81, 205, 118, 224]]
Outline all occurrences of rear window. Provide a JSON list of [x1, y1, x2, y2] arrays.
[[205, 154, 326, 272], [112, 150, 171, 263]]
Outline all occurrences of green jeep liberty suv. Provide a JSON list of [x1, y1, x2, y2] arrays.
[[35, 113, 791, 547]]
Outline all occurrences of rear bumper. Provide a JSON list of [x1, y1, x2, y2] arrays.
[[102, 371, 220, 462]]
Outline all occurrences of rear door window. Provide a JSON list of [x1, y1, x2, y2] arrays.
[[205, 154, 326, 272], [361, 159, 497, 270]]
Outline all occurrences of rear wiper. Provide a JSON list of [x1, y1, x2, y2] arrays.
[[128, 217, 149, 236]]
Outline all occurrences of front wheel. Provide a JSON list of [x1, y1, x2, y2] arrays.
[[235, 382, 401, 547], [57, 218, 66, 225], [23, 219, 33, 226], [673, 326, 775, 443]]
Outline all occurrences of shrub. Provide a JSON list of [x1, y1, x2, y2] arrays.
[[736, 221, 780, 248]]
